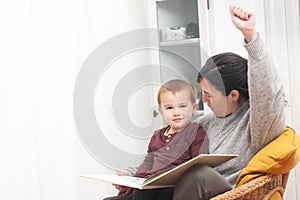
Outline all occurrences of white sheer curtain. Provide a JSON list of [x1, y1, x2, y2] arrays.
[[0, 0, 81, 199], [0, 0, 149, 200], [264, 0, 300, 199]]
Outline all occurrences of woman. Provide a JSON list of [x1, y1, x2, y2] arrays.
[[172, 5, 285, 200]]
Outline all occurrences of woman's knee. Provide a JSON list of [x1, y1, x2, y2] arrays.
[[174, 165, 231, 200], [181, 164, 213, 182]]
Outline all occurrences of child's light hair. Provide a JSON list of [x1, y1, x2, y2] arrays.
[[157, 79, 197, 105]]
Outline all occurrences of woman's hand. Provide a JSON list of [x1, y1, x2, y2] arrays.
[[229, 5, 258, 43]]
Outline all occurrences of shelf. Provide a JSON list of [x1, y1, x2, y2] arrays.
[[159, 38, 200, 47]]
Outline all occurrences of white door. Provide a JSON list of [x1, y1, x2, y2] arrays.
[[75, 29, 164, 199], [75, 2, 163, 199]]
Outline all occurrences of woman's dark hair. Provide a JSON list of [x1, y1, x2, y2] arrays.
[[197, 52, 249, 101]]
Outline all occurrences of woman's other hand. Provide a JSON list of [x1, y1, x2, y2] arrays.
[[230, 5, 258, 43]]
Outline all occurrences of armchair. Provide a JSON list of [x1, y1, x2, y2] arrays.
[[211, 126, 300, 200]]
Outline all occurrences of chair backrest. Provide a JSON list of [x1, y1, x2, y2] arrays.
[[236, 126, 300, 187], [281, 172, 290, 195], [211, 126, 300, 200]]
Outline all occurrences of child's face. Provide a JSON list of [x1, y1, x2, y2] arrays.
[[159, 90, 198, 133]]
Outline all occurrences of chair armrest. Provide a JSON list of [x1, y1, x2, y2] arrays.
[[210, 174, 285, 200]]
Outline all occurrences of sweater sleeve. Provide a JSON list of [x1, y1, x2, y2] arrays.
[[134, 152, 154, 178], [244, 35, 286, 151]]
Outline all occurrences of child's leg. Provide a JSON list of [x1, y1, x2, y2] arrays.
[[132, 189, 160, 200], [102, 194, 133, 200], [133, 188, 174, 200], [103, 187, 174, 200], [157, 187, 174, 200]]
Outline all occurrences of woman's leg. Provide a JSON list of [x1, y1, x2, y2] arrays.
[[173, 165, 232, 200]]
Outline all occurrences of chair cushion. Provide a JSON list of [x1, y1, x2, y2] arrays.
[[236, 126, 300, 187]]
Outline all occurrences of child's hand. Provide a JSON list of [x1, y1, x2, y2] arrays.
[[229, 5, 257, 43], [116, 169, 129, 176], [114, 185, 133, 196], [113, 169, 134, 196]]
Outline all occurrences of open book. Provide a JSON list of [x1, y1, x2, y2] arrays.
[[81, 154, 238, 190]]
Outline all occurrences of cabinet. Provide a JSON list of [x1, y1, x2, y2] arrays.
[[150, 0, 266, 115], [153, 0, 211, 113]]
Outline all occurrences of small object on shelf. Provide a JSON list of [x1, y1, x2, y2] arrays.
[[186, 22, 199, 38], [160, 26, 187, 42]]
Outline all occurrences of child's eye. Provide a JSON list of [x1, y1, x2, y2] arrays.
[[180, 105, 187, 108], [166, 106, 173, 110]]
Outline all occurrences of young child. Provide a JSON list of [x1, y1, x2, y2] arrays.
[[105, 79, 209, 200]]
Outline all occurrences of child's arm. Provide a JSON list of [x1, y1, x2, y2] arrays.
[[134, 151, 155, 178], [134, 131, 159, 177]]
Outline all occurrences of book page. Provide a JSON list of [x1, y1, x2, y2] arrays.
[[81, 174, 146, 189]]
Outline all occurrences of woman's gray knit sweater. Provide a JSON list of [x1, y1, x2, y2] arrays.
[[196, 35, 286, 187]]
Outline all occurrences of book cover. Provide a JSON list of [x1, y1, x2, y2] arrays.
[[81, 154, 238, 189]]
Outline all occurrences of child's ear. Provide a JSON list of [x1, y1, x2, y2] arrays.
[[192, 103, 198, 114], [158, 106, 163, 115]]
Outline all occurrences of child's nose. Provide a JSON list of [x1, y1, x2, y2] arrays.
[[173, 107, 181, 115]]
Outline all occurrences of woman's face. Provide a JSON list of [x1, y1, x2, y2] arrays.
[[200, 78, 235, 117]]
